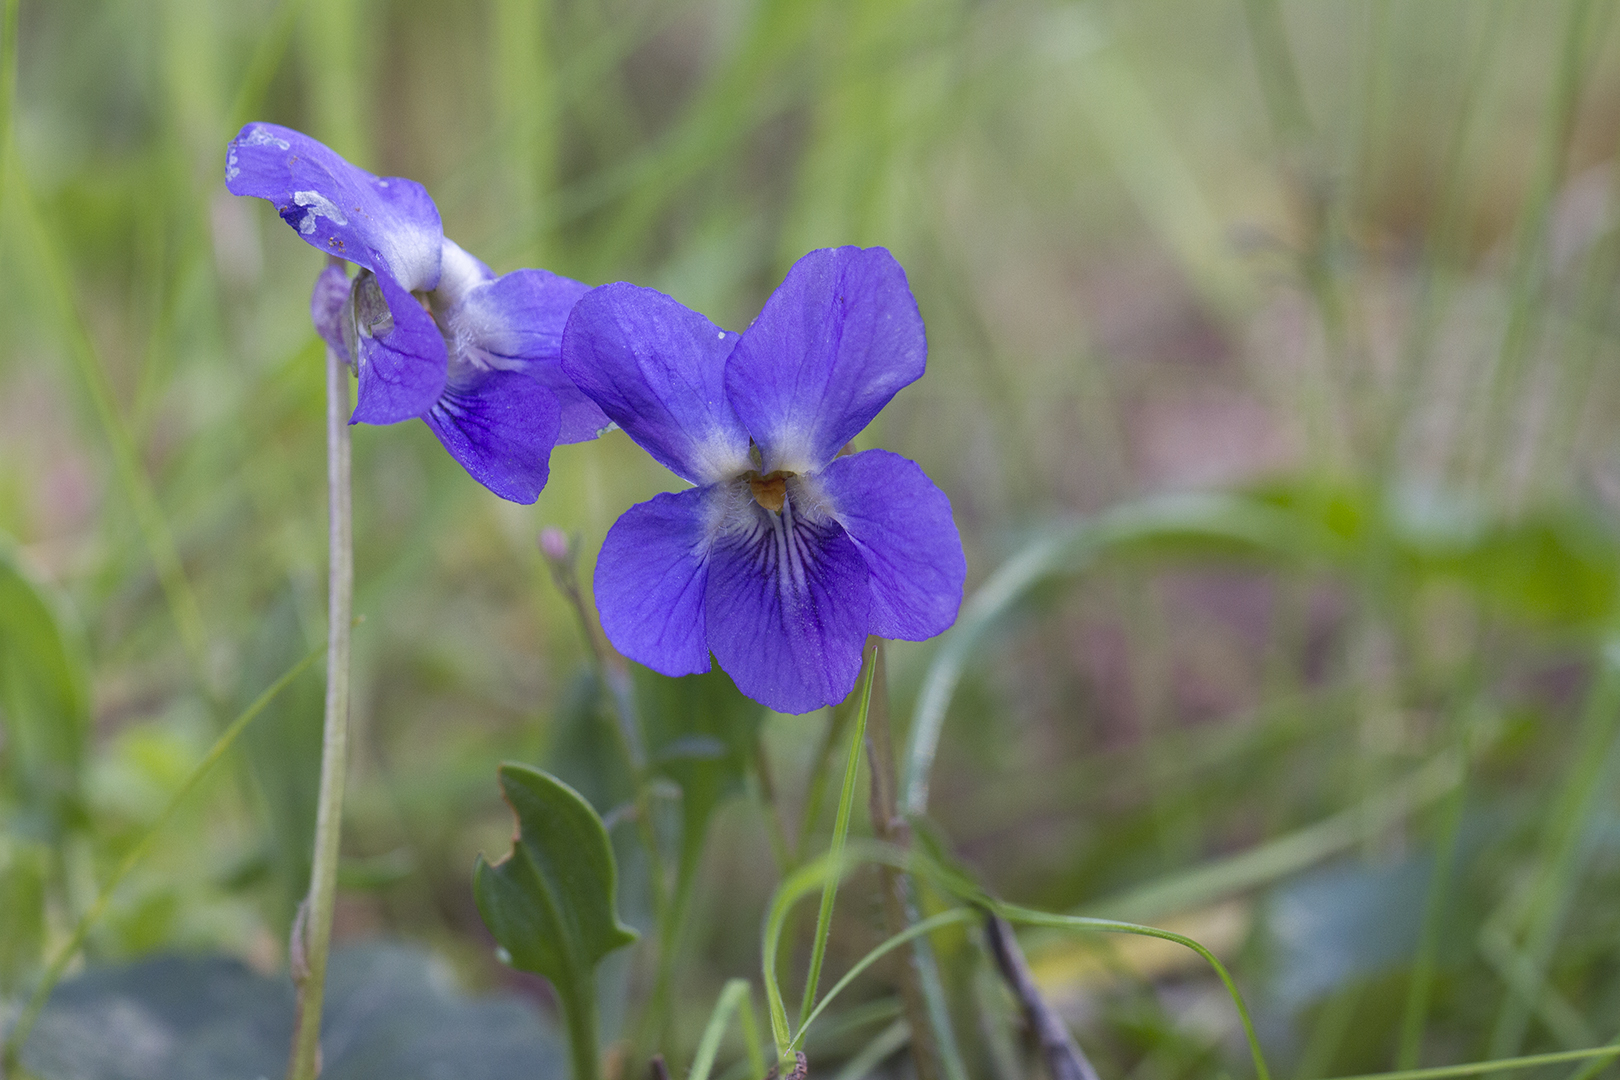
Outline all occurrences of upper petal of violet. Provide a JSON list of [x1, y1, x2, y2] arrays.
[[561, 282, 751, 484], [725, 247, 925, 474], [225, 122, 442, 292], [817, 448, 965, 641], [447, 268, 608, 445]]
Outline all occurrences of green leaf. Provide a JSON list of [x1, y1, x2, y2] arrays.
[[474, 762, 638, 995], [635, 664, 765, 867], [0, 540, 91, 841]]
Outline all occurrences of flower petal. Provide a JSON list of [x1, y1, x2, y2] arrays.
[[225, 122, 441, 291], [819, 449, 964, 641], [310, 262, 353, 364], [561, 282, 750, 484], [422, 370, 561, 504], [705, 499, 871, 714], [725, 247, 925, 473], [350, 270, 448, 425], [594, 486, 719, 677], [449, 269, 608, 444]]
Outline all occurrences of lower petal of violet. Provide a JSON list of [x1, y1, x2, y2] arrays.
[[818, 448, 965, 641], [594, 487, 717, 677], [351, 270, 449, 426], [705, 505, 871, 714], [423, 370, 561, 504]]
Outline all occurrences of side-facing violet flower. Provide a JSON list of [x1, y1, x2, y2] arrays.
[[560, 246, 966, 714], [225, 122, 607, 502]]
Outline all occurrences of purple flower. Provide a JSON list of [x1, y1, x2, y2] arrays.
[[225, 123, 607, 502], [560, 247, 966, 714]]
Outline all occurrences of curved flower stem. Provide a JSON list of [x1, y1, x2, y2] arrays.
[[286, 344, 354, 1080]]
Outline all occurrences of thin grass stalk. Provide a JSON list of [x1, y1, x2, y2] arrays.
[[793, 910, 977, 1046], [689, 979, 765, 1080], [286, 344, 354, 1080], [1328, 1044, 1620, 1080]]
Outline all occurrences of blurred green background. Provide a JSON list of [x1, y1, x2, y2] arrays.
[[6, 0, 1620, 1077]]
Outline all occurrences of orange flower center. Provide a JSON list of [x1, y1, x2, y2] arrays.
[[748, 471, 792, 512]]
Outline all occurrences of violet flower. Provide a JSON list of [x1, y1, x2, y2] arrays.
[[561, 246, 966, 714], [225, 123, 606, 502]]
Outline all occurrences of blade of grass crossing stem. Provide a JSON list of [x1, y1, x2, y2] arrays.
[[794, 909, 978, 1047], [690, 979, 765, 1080], [1562, 1031, 1620, 1080], [995, 904, 1272, 1080], [796, 648, 878, 1045], [1328, 1045, 1620, 1080], [0, 644, 322, 1071], [763, 842, 911, 1067]]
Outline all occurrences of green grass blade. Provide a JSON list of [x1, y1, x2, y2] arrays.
[[903, 491, 1317, 817], [797, 646, 878, 1038], [995, 904, 1271, 1080], [793, 909, 977, 1049], [690, 978, 754, 1080], [1327, 1045, 1620, 1080]]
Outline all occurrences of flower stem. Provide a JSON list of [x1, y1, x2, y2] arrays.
[[286, 345, 353, 1080]]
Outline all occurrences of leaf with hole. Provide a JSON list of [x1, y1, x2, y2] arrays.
[[473, 762, 637, 1079]]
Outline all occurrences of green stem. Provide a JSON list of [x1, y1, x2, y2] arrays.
[[563, 982, 603, 1080], [793, 649, 878, 1055], [286, 344, 354, 1080]]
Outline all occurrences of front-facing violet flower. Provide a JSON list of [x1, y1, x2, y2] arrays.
[[225, 122, 606, 502], [560, 247, 966, 713]]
